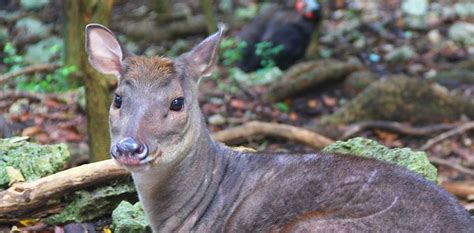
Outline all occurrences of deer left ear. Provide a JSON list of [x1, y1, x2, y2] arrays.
[[182, 24, 225, 77]]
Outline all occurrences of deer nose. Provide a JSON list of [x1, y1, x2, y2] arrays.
[[112, 137, 148, 159]]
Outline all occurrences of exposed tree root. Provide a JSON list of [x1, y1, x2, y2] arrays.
[[342, 121, 459, 140], [421, 121, 474, 151], [212, 121, 335, 149]]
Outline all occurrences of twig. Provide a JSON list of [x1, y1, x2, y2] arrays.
[[429, 157, 474, 177], [420, 121, 474, 151], [0, 63, 60, 86], [212, 121, 335, 149], [0, 90, 58, 102], [342, 121, 459, 140]]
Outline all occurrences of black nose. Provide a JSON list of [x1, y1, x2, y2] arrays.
[[114, 137, 147, 157]]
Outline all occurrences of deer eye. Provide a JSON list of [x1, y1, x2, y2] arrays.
[[170, 97, 184, 111], [114, 94, 122, 109]]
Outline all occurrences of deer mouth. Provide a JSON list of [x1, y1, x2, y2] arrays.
[[112, 151, 163, 167]]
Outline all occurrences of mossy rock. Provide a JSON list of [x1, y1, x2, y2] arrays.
[[432, 69, 474, 88], [323, 137, 437, 183], [45, 180, 137, 225], [321, 76, 474, 125], [112, 201, 151, 233], [342, 70, 378, 96], [0, 137, 69, 189]]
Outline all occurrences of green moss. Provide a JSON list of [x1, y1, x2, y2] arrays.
[[0, 137, 69, 189], [321, 76, 474, 125], [45, 180, 137, 225], [112, 201, 150, 233], [323, 137, 437, 182]]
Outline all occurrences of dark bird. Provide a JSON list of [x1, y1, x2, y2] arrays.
[[237, 0, 322, 72]]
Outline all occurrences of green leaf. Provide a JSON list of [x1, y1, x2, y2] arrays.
[[275, 102, 290, 113]]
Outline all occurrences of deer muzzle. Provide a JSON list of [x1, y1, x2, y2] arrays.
[[111, 137, 149, 166]]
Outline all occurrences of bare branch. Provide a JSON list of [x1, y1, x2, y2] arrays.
[[0, 63, 60, 86]]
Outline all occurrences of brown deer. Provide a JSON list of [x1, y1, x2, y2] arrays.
[[85, 24, 474, 232]]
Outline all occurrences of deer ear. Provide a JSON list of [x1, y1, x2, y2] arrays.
[[182, 24, 225, 77], [85, 24, 124, 78]]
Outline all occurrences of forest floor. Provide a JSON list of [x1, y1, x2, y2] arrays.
[[0, 0, 473, 231]]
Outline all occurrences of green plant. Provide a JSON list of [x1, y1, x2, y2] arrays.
[[3, 42, 77, 93], [254, 41, 284, 69], [16, 65, 78, 92], [220, 37, 247, 66], [3, 42, 23, 72]]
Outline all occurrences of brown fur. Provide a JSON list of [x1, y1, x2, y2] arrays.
[[122, 56, 175, 82]]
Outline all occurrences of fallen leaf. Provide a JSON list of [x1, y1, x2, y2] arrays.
[[230, 99, 246, 110], [289, 112, 298, 121], [21, 126, 41, 137], [322, 95, 337, 107], [307, 99, 319, 109]]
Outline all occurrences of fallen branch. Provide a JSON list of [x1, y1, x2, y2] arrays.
[[342, 121, 459, 140], [212, 121, 335, 149], [262, 60, 361, 102], [420, 121, 474, 151], [0, 160, 128, 218], [440, 181, 474, 200], [0, 90, 50, 102], [429, 157, 474, 177], [0, 63, 60, 86]]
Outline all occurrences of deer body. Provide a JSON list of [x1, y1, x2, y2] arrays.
[[85, 24, 474, 232]]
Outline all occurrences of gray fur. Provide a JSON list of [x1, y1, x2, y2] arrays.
[[85, 24, 474, 233]]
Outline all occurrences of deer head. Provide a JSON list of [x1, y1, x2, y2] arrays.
[[85, 24, 224, 172]]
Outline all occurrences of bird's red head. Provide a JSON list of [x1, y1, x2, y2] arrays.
[[295, 0, 321, 21]]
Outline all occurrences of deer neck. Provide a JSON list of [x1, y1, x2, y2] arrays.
[[131, 113, 228, 232]]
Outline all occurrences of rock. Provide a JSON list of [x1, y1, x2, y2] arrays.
[[208, 114, 226, 126], [112, 201, 151, 233], [0, 137, 69, 189], [321, 76, 474, 125], [427, 29, 442, 45], [342, 70, 378, 97], [402, 0, 428, 16], [24, 36, 63, 64], [384, 45, 416, 63], [20, 0, 49, 10], [323, 137, 437, 182], [448, 22, 474, 47], [432, 69, 474, 88], [14, 16, 51, 42], [454, 2, 474, 18], [45, 180, 137, 225]]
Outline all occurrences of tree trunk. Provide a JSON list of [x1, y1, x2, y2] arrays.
[[64, 0, 114, 161], [200, 0, 217, 34]]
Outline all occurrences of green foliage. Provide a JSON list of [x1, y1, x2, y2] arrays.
[[3, 42, 23, 70], [16, 65, 78, 93], [217, 38, 284, 94], [220, 37, 247, 66], [274, 102, 290, 113], [235, 5, 258, 20], [2, 42, 77, 93], [254, 41, 284, 69]]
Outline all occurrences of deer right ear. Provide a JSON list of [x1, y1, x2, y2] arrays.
[[85, 24, 124, 78]]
